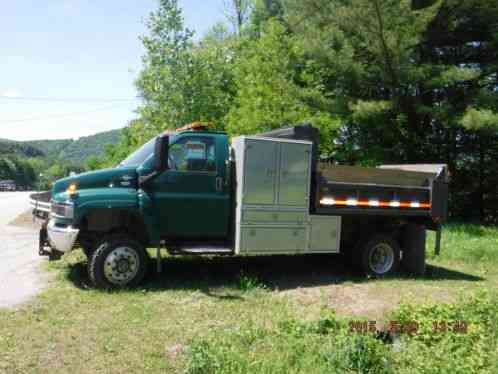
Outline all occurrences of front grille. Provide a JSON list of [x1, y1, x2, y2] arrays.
[[52, 204, 66, 216], [51, 201, 74, 219]]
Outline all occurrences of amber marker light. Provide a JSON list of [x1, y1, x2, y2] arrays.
[[67, 183, 78, 195]]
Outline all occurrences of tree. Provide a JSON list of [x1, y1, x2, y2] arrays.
[[223, 0, 253, 35], [137, 0, 235, 132], [226, 19, 339, 154], [283, 0, 498, 221]]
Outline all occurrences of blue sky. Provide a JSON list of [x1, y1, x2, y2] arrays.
[[0, 0, 225, 141]]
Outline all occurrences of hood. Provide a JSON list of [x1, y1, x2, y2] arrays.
[[52, 167, 138, 198]]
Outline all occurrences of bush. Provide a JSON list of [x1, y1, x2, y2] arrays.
[[390, 291, 498, 373], [185, 292, 498, 374], [186, 310, 393, 374]]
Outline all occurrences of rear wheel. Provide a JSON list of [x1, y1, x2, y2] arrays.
[[359, 235, 400, 277], [88, 235, 149, 289]]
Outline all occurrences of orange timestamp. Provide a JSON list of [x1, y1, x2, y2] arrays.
[[348, 320, 469, 334]]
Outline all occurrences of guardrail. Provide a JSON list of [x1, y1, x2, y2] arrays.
[[29, 192, 51, 213]]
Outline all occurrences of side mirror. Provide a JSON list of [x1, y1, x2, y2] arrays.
[[154, 135, 169, 172]]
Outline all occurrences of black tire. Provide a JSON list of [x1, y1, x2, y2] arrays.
[[80, 241, 96, 259], [78, 233, 99, 258], [359, 235, 400, 277], [88, 235, 149, 289], [402, 224, 426, 276]]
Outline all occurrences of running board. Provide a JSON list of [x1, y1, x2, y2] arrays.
[[171, 245, 234, 255]]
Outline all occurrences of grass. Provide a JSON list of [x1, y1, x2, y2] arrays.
[[0, 223, 497, 373]]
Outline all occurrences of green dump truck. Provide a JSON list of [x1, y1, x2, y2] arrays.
[[37, 124, 448, 288]]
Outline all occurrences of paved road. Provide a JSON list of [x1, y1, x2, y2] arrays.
[[0, 192, 45, 308]]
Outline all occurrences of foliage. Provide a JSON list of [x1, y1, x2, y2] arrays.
[[186, 291, 498, 373], [0, 139, 45, 158], [391, 291, 498, 373], [186, 310, 394, 374], [59, 130, 121, 161], [223, 0, 253, 35], [225, 19, 340, 154], [24, 138, 73, 160], [0, 156, 37, 188], [461, 108, 498, 131], [236, 271, 266, 291], [136, 0, 235, 133], [0, 130, 121, 188], [282, 0, 498, 222]]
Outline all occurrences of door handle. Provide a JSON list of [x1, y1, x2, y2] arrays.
[[216, 177, 223, 192]]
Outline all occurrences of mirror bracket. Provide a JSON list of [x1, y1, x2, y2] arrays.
[[138, 171, 158, 187], [154, 135, 169, 172]]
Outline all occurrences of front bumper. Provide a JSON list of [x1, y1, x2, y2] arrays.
[[46, 219, 80, 253]]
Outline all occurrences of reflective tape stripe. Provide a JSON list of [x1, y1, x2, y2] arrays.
[[320, 197, 335, 205], [320, 197, 430, 209], [368, 200, 380, 207]]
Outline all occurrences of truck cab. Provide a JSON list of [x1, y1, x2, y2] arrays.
[[39, 123, 448, 288]]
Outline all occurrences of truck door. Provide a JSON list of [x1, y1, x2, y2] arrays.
[[151, 134, 230, 239]]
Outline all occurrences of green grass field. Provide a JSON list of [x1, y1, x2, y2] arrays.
[[0, 223, 497, 373]]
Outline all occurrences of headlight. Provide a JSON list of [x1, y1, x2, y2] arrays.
[[51, 200, 74, 219]]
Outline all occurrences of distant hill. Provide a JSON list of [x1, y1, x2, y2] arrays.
[[0, 138, 45, 158], [0, 129, 122, 163], [24, 129, 122, 162], [24, 139, 73, 159], [0, 129, 122, 189]]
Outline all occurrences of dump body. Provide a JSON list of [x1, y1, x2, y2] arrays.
[[316, 163, 448, 224]]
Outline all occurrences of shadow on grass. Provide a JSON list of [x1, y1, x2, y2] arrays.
[[422, 264, 483, 281], [65, 253, 484, 293]]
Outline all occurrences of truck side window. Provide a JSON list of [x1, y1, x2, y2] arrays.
[[169, 137, 217, 172]]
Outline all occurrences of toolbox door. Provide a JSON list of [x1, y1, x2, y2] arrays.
[[277, 142, 310, 207], [243, 139, 278, 205]]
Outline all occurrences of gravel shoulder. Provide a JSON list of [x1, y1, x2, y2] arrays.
[[0, 192, 46, 308]]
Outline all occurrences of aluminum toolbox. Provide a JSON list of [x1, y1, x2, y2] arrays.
[[232, 136, 314, 254], [239, 226, 307, 254], [308, 215, 341, 253]]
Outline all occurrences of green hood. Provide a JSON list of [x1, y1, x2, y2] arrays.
[[52, 167, 138, 198]]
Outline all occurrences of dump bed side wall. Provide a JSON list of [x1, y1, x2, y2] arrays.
[[315, 164, 448, 224]]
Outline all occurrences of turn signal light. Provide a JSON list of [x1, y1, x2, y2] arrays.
[[67, 183, 78, 195]]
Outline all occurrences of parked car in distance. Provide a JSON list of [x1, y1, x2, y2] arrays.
[[0, 180, 16, 191]]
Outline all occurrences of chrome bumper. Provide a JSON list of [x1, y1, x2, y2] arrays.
[[47, 219, 79, 253]]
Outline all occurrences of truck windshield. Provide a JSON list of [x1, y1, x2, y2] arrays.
[[119, 137, 156, 168]]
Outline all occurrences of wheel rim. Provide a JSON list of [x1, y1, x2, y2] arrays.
[[368, 242, 394, 274], [104, 246, 140, 285]]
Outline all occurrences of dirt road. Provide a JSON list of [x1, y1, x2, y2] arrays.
[[0, 192, 45, 308]]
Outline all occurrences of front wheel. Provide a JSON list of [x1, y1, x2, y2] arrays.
[[359, 235, 400, 277], [88, 235, 149, 289]]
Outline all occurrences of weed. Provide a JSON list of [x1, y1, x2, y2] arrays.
[[185, 292, 498, 374], [237, 271, 266, 292]]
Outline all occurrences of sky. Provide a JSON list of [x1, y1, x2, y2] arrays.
[[0, 0, 226, 141]]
